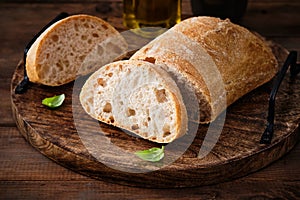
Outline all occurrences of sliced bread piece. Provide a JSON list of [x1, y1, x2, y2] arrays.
[[130, 16, 278, 123], [26, 14, 127, 86], [79, 60, 188, 143]]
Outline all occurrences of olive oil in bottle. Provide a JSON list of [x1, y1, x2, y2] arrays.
[[123, 0, 181, 29]]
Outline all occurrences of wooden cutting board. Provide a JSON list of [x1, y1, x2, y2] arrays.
[[11, 42, 300, 188]]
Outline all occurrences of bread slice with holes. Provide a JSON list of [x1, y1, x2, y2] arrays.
[[80, 60, 188, 143], [131, 16, 278, 123], [26, 14, 128, 86]]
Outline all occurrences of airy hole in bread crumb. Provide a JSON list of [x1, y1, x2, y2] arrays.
[[101, 24, 108, 30], [92, 33, 99, 38], [109, 116, 115, 123], [103, 102, 112, 113], [83, 23, 89, 28], [52, 35, 59, 42], [106, 73, 113, 77], [144, 57, 156, 64], [131, 124, 139, 130], [127, 108, 136, 117], [79, 55, 86, 62], [163, 131, 171, 138], [57, 62, 63, 71], [81, 35, 88, 40], [86, 98, 93, 105], [74, 24, 79, 32], [85, 106, 90, 113], [163, 124, 171, 137], [155, 89, 167, 103], [144, 48, 150, 53], [63, 60, 69, 67], [97, 78, 106, 87]]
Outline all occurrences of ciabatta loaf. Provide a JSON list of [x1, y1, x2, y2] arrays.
[[26, 14, 127, 86], [80, 60, 188, 143], [131, 16, 278, 123]]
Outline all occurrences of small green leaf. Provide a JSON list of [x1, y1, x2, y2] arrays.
[[135, 146, 165, 162], [42, 94, 65, 108]]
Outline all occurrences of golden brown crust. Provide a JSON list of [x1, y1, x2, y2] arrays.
[[131, 16, 278, 123], [174, 17, 278, 106]]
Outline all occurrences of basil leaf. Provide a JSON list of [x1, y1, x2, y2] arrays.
[[42, 94, 65, 108], [135, 146, 165, 162]]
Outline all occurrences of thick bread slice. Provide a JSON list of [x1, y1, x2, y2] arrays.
[[130, 16, 278, 123], [26, 14, 127, 86], [80, 60, 188, 143]]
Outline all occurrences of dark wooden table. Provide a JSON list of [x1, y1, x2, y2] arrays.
[[1, 0, 300, 199]]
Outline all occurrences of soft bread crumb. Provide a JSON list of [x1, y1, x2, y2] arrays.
[[26, 14, 127, 86], [80, 60, 188, 143]]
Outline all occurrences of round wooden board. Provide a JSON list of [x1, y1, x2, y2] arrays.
[[11, 43, 300, 188]]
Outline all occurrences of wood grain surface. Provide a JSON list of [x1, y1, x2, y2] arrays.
[[2, 0, 300, 198], [11, 35, 300, 187]]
